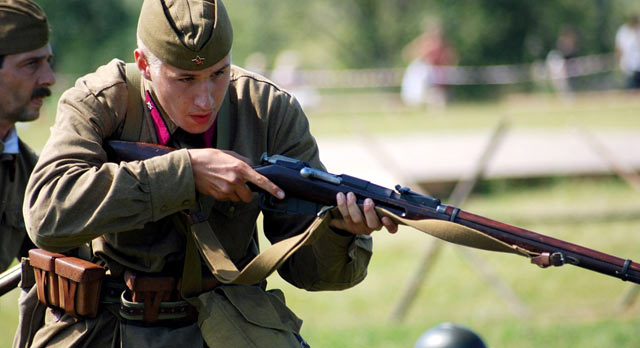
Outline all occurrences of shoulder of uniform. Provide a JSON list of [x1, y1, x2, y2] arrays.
[[229, 65, 295, 109], [72, 59, 128, 97], [230, 65, 288, 92], [57, 59, 129, 137]]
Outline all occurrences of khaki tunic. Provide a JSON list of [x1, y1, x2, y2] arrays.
[[23, 59, 372, 347], [0, 137, 37, 272]]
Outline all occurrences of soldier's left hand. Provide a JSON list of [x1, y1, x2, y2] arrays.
[[329, 192, 398, 235]]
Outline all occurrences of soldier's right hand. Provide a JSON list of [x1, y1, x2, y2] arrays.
[[187, 148, 285, 202]]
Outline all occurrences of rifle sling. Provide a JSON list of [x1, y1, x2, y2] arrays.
[[183, 204, 329, 286], [178, 204, 530, 288], [122, 63, 144, 141], [386, 212, 534, 256]]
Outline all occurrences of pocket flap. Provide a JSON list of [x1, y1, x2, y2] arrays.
[[219, 285, 302, 333]]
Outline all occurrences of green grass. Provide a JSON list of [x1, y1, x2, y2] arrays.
[[0, 286, 19, 345], [4, 91, 640, 347]]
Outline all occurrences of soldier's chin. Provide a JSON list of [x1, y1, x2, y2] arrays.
[[19, 103, 42, 122]]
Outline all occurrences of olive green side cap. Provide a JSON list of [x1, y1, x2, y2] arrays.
[[0, 0, 49, 56], [137, 0, 233, 71]]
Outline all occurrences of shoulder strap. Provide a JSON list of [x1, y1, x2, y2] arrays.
[[121, 63, 144, 141]]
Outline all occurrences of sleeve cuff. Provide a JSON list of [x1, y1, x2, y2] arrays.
[[322, 226, 356, 248], [331, 226, 354, 237], [144, 148, 196, 220]]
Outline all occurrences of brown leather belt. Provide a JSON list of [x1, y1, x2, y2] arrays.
[[118, 270, 220, 325], [119, 293, 197, 326]]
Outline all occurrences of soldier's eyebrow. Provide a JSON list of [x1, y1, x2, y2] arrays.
[[215, 63, 231, 73], [175, 72, 197, 78], [19, 53, 52, 66]]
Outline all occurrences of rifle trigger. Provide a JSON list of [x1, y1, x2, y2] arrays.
[[531, 252, 566, 268]]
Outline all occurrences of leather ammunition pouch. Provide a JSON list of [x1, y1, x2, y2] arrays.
[[29, 249, 64, 308], [29, 249, 105, 318]]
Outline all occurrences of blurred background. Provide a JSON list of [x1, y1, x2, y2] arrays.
[[22, 0, 640, 97], [3, 0, 640, 347]]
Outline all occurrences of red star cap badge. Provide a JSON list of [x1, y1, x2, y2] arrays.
[[191, 56, 205, 66]]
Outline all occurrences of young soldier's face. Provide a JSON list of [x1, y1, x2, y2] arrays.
[[149, 54, 231, 134], [0, 44, 55, 133]]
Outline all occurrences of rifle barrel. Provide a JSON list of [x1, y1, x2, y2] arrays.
[[0, 264, 22, 296], [449, 207, 640, 284]]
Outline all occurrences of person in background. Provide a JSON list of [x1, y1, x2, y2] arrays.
[[401, 17, 458, 108], [0, 2, 56, 348], [0, 0, 55, 273], [546, 25, 581, 95], [615, 15, 640, 89]]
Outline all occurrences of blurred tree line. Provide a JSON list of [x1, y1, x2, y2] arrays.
[[38, 0, 639, 78]]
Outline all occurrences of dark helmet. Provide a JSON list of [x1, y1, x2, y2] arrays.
[[414, 322, 488, 348]]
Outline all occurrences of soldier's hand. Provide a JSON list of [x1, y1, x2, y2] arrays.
[[187, 148, 284, 202], [330, 192, 398, 235]]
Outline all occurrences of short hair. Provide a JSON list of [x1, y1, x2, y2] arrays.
[[137, 36, 161, 74], [0, 55, 4, 69]]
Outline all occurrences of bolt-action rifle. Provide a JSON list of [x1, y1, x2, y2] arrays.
[[104, 140, 640, 285]]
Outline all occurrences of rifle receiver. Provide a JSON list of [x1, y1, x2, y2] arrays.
[[395, 185, 441, 209], [300, 167, 343, 185], [262, 153, 343, 185]]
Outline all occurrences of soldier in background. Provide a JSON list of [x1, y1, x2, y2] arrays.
[[0, 0, 55, 274], [0, 1, 56, 348]]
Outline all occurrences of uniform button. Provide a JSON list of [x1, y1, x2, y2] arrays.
[[182, 200, 191, 207], [228, 206, 235, 213]]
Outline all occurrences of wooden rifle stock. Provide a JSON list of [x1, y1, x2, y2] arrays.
[[105, 140, 640, 284]]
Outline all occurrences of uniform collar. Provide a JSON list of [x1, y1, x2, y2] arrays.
[[142, 78, 179, 136], [1, 126, 19, 155]]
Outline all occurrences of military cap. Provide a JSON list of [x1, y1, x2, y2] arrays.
[[0, 0, 49, 56], [137, 0, 233, 70]]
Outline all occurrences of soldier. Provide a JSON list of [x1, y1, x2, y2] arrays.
[[0, 2, 55, 348], [23, 0, 396, 346], [0, 0, 55, 274]]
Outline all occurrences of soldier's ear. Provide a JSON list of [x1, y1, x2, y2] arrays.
[[134, 49, 152, 80]]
